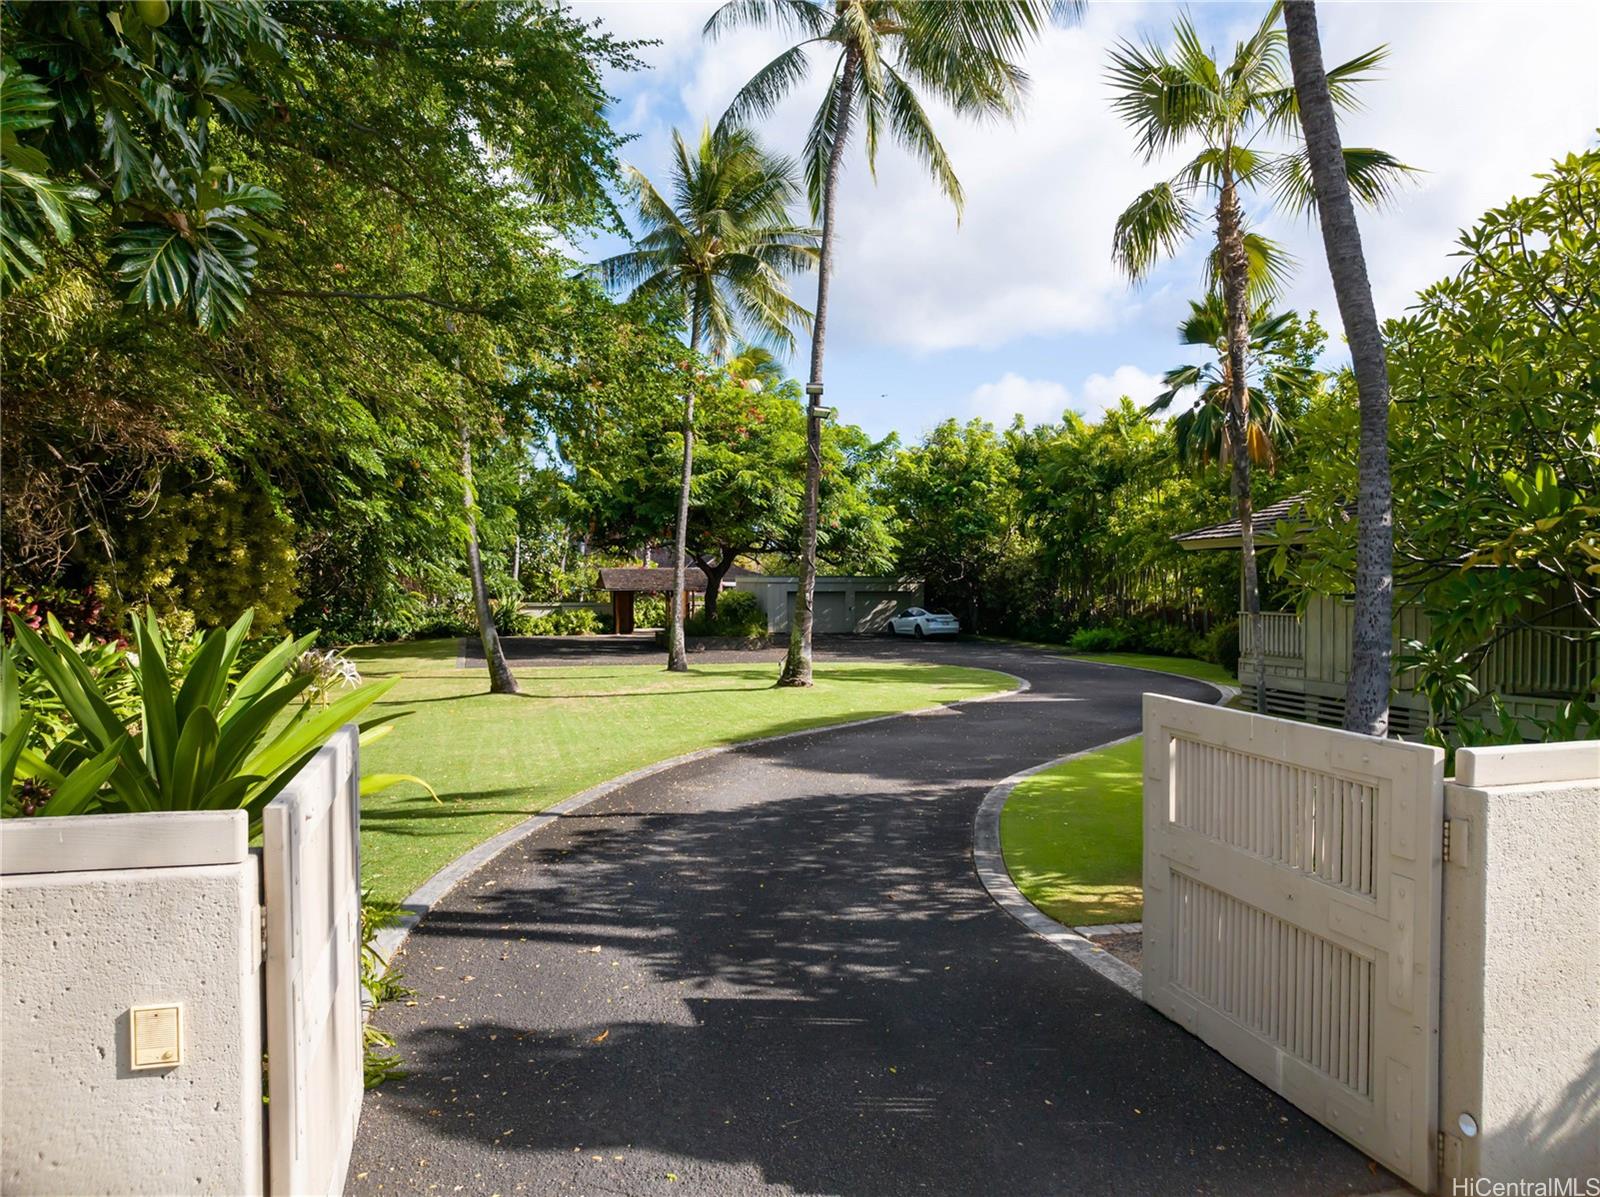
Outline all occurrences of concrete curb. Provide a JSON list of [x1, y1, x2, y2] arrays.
[[969, 661, 1234, 997], [971, 736, 1147, 998], [373, 668, 1031, 966]]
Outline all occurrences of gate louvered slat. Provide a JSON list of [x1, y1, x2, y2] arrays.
[[1142, 696, 1443, 1191]]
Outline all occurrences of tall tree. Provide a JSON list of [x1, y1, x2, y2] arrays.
[[1107, 1, 1409, 709], [601, 125, 816, 670], [708, 0, 1074, 686], [1281, 0, 1395, 736]]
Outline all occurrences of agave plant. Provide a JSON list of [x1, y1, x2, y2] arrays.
[[4, 608, 394, 825]]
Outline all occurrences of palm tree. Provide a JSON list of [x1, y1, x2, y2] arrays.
[[726, 343, 786, 393], [1281, 0, 1395, 737], [708, 0, 1076, 686], [1107, 1, 1409, 707], [601, 125, 817, 672], [1150, 296, 1316, 472]]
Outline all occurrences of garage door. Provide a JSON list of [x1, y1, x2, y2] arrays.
[[784, 590, 850, 633], [852, 591, 905, 633]]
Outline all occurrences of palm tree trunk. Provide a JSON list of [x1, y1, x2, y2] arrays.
[[1283, 0, 1393, 737], [1216, 175, 1267, 712], [667, 323, 700, 673], [461, 425, 519, 695], [780, 45, 860, 688]]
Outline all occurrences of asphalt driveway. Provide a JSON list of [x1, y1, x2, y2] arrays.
[[349, 642, 1393, 1196]]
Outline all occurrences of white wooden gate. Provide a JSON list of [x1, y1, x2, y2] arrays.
[[1142, 696, 1444, 1190], [263, 726, 364, 1196]]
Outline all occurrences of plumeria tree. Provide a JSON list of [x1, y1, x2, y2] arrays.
[[707, 0, 1076, 685]]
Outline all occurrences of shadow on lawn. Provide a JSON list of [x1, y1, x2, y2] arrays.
[[353, 657, 1389, 1197]]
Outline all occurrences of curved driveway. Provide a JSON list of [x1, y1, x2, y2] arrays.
[[348, 643, 1391, 1196]]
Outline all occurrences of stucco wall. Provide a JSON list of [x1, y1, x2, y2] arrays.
[[1438, 743, 1600, 1186], [1, 815, 262, 1195], [731, 575, 924, 634]]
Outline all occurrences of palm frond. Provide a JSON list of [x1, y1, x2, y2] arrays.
[[1112, 181, 1195, 282], [1106, 31, 1216, 160], [803, 58, 849, 221], [716, 43, 817, 137], [882, 65, 963, 217], [1262, 44, 1390, 136], [1272, 145, 1417, 215], [1204, 230, 1296, 306], [704, 0, 829, 42]]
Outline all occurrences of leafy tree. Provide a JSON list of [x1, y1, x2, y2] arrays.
[[1281, 0, 1401, 736], [886, 420, 1017, 631], [1150, 298, 1321, 471], [2, 0, 645, 676], [707, 0, 1073, 686], [2, 0, 288, 328], [1290, 148, 1600, 739], [1107, 0, 1410, 706], [564, 363, 895, 619], [600, 124, 816, 669]]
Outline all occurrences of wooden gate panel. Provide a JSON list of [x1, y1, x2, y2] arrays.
[[1142, 696, 1443, 1190]]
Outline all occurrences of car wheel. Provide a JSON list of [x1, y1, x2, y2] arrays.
[[913, 624, 925, 639]]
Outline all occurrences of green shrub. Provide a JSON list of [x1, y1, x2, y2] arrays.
[[102, 479, 300, 632], [544, 608, 600, 636], [1203, 619, 1240, 675], [634, 593, 669, 628], [1067, 625, 1131, 653], [498, 606, 543, 635], [685, 590, 766, 638]]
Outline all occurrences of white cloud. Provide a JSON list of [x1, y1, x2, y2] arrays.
[[967, 373, 1073, 427], [966, 364, 1165, 427], [1079, 365, 1165, 414]]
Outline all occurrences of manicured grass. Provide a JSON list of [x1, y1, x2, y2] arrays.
[[347, 639, 1012, 905], [1063, 652, 1236, 688], [999, 736, 1145, 927], [977, 637, 1235, 689]]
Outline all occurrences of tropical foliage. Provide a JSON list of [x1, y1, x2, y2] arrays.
[[3, 609, 392, 824], [1289, 148, 1600, 742]]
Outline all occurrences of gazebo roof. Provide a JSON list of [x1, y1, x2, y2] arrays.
[[597, 566, 708, 593], [1174, 495, 1321, 551]]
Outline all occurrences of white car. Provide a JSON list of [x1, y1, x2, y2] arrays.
[[889, 607, 961, 638]]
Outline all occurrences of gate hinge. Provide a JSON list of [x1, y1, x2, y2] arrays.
[[1442, 819, 1453, 864], [1436, 1130, 1447, 1182]]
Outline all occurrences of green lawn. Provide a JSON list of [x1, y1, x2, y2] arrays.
[[347, 639, 1011, 904], [1062, 652, 1235, 688], [978, 637, 1236, 689], [999, 736, 1145, 927]]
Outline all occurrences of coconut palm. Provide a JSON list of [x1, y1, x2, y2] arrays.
[[708, 0, 1077, 686], [1150, 296, 1316, 471], [726, 344, 786, 393], [1281, 0, 1395, 736], [1108, 0, 1410, 706], [600, 125, 818, 671]]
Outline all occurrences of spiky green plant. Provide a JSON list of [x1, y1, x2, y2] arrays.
[[4, 609, 393, 825]]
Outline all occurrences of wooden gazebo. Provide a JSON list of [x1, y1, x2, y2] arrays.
[[597, 566, 708, 634]]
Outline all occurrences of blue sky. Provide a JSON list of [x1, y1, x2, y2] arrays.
[[569, 1, 1599, 443]]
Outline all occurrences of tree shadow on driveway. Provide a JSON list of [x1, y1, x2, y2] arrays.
[[352, 672, 1395, 1197]]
